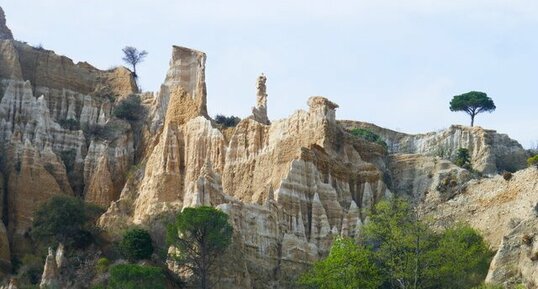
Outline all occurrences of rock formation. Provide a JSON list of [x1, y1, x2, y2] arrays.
[[0, 7, 13, 40], [0, 14, 137, 258], [340, 121, 529, 175], [0, 6, 535, 288], [39, 246, 63, 289], [250, 73, 270, 125]]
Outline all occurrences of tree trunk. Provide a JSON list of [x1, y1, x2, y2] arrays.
[[470, 114, 475, 127]]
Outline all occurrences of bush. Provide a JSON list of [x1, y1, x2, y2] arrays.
[[454, 148, 472, 170], [528, 155, 538, 168], [348, 128, 387, 148], [113, 95, 144, 121], [108, 264, 165, 289], [214, 114, 241, 127], [119, 228, 154, 261], [95, 257, 111, 273], [31, 195, 103, 249], [58, 118, 80, 130]]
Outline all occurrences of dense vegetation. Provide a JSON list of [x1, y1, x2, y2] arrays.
[[31, 195, 103, 249], [349, 128, 388, 148], [214, 114, 241, 127], [113, 94, 145, 121], [299, 198, 492, 289], [167, 206, 233, 289], [119, 228, 154, 262], [107, 264, 165, 289]]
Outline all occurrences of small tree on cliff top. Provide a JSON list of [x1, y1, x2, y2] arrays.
[[449, 91, 496, 127], [167, 206, 233, 289], [122, 46, 148, 78]]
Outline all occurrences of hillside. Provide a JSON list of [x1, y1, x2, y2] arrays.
[[1, 6, 537, 289]]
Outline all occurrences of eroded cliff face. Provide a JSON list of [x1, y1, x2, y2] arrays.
[[0, 26, 138, 259], [1, 6, 535, 288], [97, 43, 391, 288], [340, 121, 529, 175]]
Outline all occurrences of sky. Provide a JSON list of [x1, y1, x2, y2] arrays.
[[1, 0, 537, 148]]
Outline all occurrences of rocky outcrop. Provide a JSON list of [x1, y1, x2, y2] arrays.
[[99, 45, 390, 288], [0, 31, 137, 256], [0, 7, 13, 40], [250, 73, 270, 125], [421, 167, 538, 250], [388, 154, 471, 200], [486, 216, 538, 288], [39, 245, 64, 289], [486, 217, 538, 288], [340, 121, 529, 174]]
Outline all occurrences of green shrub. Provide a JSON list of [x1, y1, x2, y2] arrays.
[[119, 228, 154, 261], [113, 95, 144, 121], [528, 155, 538, 168], [95, 257, 111, 273], [471, 284, 504, 289], [454, 148, 472, 170], [59, 149, 76, 172], [108, 264, 165, 289], [348, 128, 387, 148], [58, 118, 80, 130], [31, 195, 103, 249], [215, 114, 241, 127]]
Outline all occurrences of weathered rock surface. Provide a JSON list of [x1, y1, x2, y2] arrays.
[[0, 7, 13, 40], [99, 46, 390, 288], [0, 33, 137, 258], [486, 216, 538, 288], [341, 121, 529, 174], [421, 167, 538, 250], [1, 6, 535, 287]]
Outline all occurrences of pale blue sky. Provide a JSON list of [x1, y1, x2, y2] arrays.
[[2, 0, 537, 148]]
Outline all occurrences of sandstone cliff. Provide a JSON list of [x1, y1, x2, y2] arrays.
[[340, 121, 529, 175], [0, 6, 535, 288], [0, 23, 138, 260]]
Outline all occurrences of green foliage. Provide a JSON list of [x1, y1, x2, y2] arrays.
[[454, 148, 472, 170], [471, 284, 503, 289], [95, 257, 111, 273], [214, 114, 241, 127], [119, 228, 154, 261], [429, 225, 492, 289], [16, 254, 44, 286], [449, 91, 496, 127], [298, 237, 381, 289], [349, 128, 387, 148], [58, 118, 80, 130], [59, 149, 77, 172], [108, 264, 165, 289], [167, 206, 233, 289], [361, 198, 437, 289], [30, 195, 103, 249], [528, 155, 538, 168], [302, 198, 493, 289], [113, 95, 144, 121]]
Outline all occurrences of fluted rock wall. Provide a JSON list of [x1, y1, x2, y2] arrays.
[[97, 43, 391, 288], [340, 121, 528, 174], [0, 35, 138, 258]]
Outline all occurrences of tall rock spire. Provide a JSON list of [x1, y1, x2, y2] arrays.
[[250, 73, 270, 124], [0, 6, 14, 40]]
